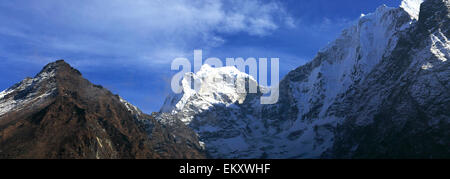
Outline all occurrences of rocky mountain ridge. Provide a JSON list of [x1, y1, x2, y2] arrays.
[[0, 60, 205, 159], [158, 0, 449, 158]]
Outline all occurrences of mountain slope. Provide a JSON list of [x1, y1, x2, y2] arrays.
[[160, 0, 449, 158], [326, 0, 450, 158], [159, 64, 265, 158], [0, 60, 205, 159]]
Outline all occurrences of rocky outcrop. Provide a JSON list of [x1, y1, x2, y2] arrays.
[[159, 0, 449, 158], [325, 0, 450, 158], [0, 60, 205, 159]]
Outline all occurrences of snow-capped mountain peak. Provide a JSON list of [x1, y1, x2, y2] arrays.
[[160, 64, 258, 120], [0, 60, 86, 117], [157, 0, 449, 159], [400, 0, 424, 20], [0, 59, 206, 159]]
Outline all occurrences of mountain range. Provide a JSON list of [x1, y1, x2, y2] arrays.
[[0, 0, 448, 159], [0, 60, 205, 159]]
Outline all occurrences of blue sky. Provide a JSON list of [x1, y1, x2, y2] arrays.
[[0, 0, 402, 113]]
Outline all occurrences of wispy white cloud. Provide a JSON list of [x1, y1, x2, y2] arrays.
[[0, 0, 293, 67]]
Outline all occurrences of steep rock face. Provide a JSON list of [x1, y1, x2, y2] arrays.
[[160, 0, 449, 158], [0, 60, 205, 159], [401, 0, 425, 19], [158, 64, 265, 158], [160, 64, 258, 124], [259, 4, 416, 158], [326, 0, 450, 158]]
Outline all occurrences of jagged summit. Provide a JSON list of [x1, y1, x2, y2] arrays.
[[36, 59, 82, 78], [160, 64, 259, 123], [0, 60, 205, 159], [400, 0, 424, 19], [1, 0, 448, 159], [418, 0, 450, 33], [157, 0, 449, 158], [0, 60, 94, 117]]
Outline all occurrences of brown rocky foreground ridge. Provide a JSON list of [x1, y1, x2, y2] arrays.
[[0, 60, 206, 159]]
